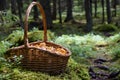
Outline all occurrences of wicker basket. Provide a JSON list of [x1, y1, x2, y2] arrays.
[[7, 2, 71, 75]]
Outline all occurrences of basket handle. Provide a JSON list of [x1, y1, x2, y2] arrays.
[[24, 2, 47, 47]]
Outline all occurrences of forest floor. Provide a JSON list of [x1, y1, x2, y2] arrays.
[[0, 22, 120, 80], [50, 22, 120, 80]]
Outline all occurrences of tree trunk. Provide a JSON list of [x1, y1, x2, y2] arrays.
[[94, 0, 97, 17], [101, 0, 105, 23], [64, 0, 74, 22], [84, 0, 93, 32], [52, 0, 57, 20], [58, 0, 62, 23], [0, 0, 7, 10], [106, 0, 112, 24], [90, 0, 93, 16], [39, 0, 52, 28], [33, 0, 39, 21], [11, 0, 17, 15], [17, 0, 23, 28], [111, 0, 117, 17]]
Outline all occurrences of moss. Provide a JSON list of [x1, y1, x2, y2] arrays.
[[28, 30, 55, 42], [5, 29, 55, 46], [11, 69, 51, 80], [61, 58, 90, 80], [110, 44, 120, 60]]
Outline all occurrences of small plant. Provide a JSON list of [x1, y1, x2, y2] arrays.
[[0, 57, 13, 80], [5, 30, 24, 46], [94, 24, 119, 32], [110, 44, 120, 60], [0, 10, 19, 28], [55, 34, 106, 59], [10, 55, 23, 67], [107, 33, 120, 44], [0, 41, 12, 56]]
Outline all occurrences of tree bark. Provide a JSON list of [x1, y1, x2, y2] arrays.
[[111, 0, 117, 17], [58, 0, 62, 23], [84, 0, 93, 32], [64, 0, 74, 22], [17, 0, 23, 28], [11, 0, 17, 15], [101, 0, 105, 23], [52, 0, 57, 20], [0, 0, 7, 10], [106, 0, 112, 24], [94, 0, 97, 17], [39, 0, 52, 28], [90, 0, 93, 16]]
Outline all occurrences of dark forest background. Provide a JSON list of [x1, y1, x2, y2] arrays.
[[0, 0, 120, 32]]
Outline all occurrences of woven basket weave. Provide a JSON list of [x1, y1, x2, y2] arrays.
[[7, 2, 71, 75]]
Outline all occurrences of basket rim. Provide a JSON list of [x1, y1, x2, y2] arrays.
[[8, 41, 71, 57]]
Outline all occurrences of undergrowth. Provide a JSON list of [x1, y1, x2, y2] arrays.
[[0, 10, 19, 28], [5, 28, 55, 46], [94, 24, 119, 32], [0, 41, 12, 56], [0, 28, 120, 79], [55, 34, 107, 59]]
